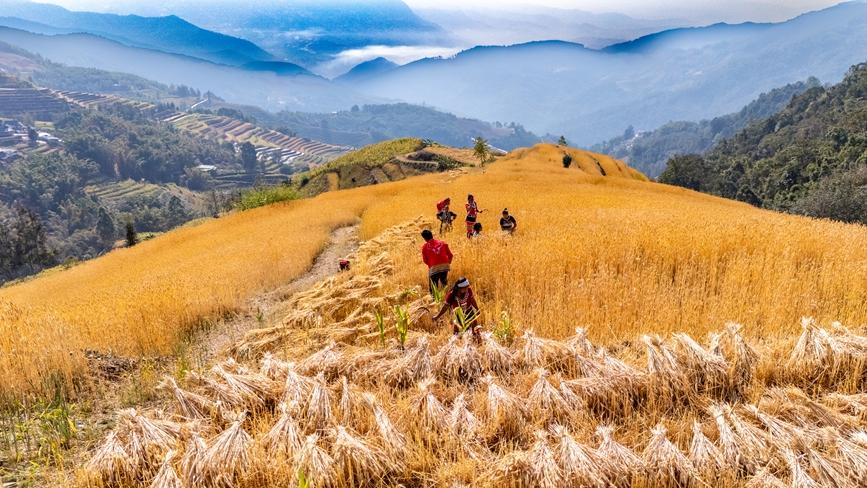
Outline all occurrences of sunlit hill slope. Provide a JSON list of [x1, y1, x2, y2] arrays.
[[1, 142, 865, 402]]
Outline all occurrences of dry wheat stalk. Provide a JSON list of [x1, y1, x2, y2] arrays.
[[199, 413, 251, 487], [158, 376, 214, 420], [725, 323, 759, 392], [117, 408, 178, 472], [525, 430, 565, 488], [84, 430, 133, 486], [259, 353, 290, 381], [261, 402, 303, 458], [180, 433, 207, 487], [410, 377, 448, 432], [550, 425, 609, 488], [521, 330, 576, 372], [643, 424, 699, 487], [294, 433, 337, 488], [332, 425, 399, 484], [744, 467, 788, 488], [481, 375, 526, 441], [298, 342, 345, 379], [527, 368, 570, 424], [305, 372, 334, 430], [804, 447, 850, 488], [149, 450, 182, 488], [448, 393, 479, 437], [481, 332, 515, 376], [596, 425, 643, 487], [673, 332, 728, 395], [362, 392, 407, 457], [689, 420, 726, 481]]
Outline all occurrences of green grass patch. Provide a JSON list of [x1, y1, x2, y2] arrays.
[[235, 185, 299, 211]]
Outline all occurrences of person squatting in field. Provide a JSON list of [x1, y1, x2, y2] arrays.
[[465, 194, 484, 238], [499, 208, 517, 233], [420, 229, 453, 294], [433, 277, 481, 340]]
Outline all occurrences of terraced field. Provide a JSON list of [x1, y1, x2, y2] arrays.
[[168, 113, 349, 173], [85, 180, 204, 209], [0, 86, 69, 118]]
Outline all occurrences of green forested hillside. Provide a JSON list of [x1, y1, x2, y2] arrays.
[[594, 79, 819, 177], [659, 63, 867, 225]]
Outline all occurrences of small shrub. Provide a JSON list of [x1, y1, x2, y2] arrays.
[[235, 186, 299, 211], [562, 154, 573, 168]]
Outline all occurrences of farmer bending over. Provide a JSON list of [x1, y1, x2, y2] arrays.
[[421, 229, 453, 295], [499, 209, 517, 233], [434, 277, 481, 340]]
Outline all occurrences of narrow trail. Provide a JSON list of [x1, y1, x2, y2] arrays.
[[190, 224, 360, 366]]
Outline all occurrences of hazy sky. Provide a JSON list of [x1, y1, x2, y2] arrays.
[[44, 0, 845, 23]]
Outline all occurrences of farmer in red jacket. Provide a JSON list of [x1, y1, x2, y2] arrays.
[[421, 229, 453, 295]]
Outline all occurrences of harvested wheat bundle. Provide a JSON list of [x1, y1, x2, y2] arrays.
[[561, 375, 638, 420], [149, 450, 182, 488], [282, 364, 315, 405], [117, 408, 178, 472], [527, 368, 571, 424], [481, 332, 515, 376], [711, 404, 758, 474], [761, 388, 853, 432], [231, 325, 294, 358], [84, 430, 134, 486], [298, 342, 345, 379], [158, 376, 214, 420], [727, 407, 774, 465], [261, 402, 303, 458], [521, 330, 576, 372], [744, 467, 789, 488], [787, 317, 830, 379], [362, 393, 407, 457], [259, 353, 290, 381], [804, 446, 851, 488], [479, 449, 532, 487], [743, 405, 807, 449], [294, 433, 337, 488], [379, 336, 433, 387], [556, 377, 584, 411], [550, 425, 610, 488], [410, 377, 448, 432], [332, 425, 400, 484], [833, 436, 867, 484], [211, 364, 277, 410], [725, 323, 759, 392], [642, 424, 699, 487], [187, 371, 247, 410], [566, 327, 597, 357], [305, 373, 334, 431], [435, 334, 484, 384], [180, 433, 207, 487], [199, 413, 252, 487], [596, 424, 643, 486], [481, 375, 526, 441], [689, 420, 727, 482], [524, 430, 565, 488], [642, 335, 691, 407], [673, 332, 728, 395], [785, 449, 821, 488], [448, 393, 479, 437], [709, 331, 724, 357], [823, 393, 867, 421], [337, 376, 365, 428], [852, 431, 867, 449]]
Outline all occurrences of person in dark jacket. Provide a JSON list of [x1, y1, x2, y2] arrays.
[[499, 209, 517, 233]]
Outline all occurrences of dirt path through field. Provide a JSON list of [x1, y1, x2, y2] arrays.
[[189, 223, 360, 367]]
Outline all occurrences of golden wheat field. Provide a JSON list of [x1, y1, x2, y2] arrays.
[[3, 143, 867, 487]]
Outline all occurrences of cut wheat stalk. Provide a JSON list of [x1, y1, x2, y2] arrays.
[[481, 375, 526, 442], [158, 376, 214, 420], [785, 449, 821, 488], [527, 368, 571, 424], [332, 425, 400, 485], [643, 424, 699, 487], [725, 322, 759, 395], [149, 450, 182, 488], [84, 430, 134, 486], [525, 430, 565, 488], [261, 402, 303, 459], [744, 467, 789, 488], [116, 408, 178, 473], [481, 332, 515, 376], [294, 433, 337, 488], [521, 329, 576, 373], [180, 433, 207, 487], [596, 425, 643, 487], [199, 413, 251, 487], [362, 392, 407, 458], [550, 425, 610, 488], [673, 332, 729, 396], [409, 377, 447, 432], [305, 372, 334, 431], [689, 420, 727, 482], [448, 393, 479, 437]]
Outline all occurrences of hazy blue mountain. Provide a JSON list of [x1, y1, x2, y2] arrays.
[[0, 27, 367, 112], [349, 2, 867, 146], [593, 78, 821, 177], [241, 61, 313, 77], [0, 0, 274, 66], [107, 0, 448, 69], [336, 57, 399, 83]]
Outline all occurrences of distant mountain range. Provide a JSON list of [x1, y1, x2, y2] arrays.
[[0, 26, 365, 112], [348, 1, 867, 145], [0, 1, 274, 66], [593, 78, 821, 177]]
